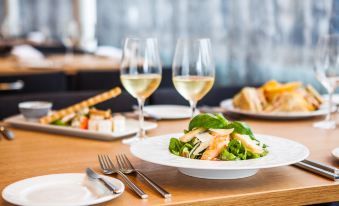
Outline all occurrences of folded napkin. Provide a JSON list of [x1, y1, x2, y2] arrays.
[[11, 44, 44, 60]]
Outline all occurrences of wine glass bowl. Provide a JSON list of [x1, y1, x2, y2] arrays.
[[172, 76, 214, 102], [120, 38, 162, 144], [172, 38, 215, 117], [120, 74, 161, 100], [313, 34, 339, 129], [61, 20, 80, 61]]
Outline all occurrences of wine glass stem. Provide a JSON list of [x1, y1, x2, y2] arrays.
[[137, 98, 146, 139], [326, 91, 334, 121], [65, 46, 74, 62], [189, 100, 197, 118]]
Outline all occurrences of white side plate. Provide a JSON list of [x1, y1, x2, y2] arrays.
[[4, 114, 157, 141], [130, 133, 309, 179], [143, 105, 193, 119], [2, 173, 124, 206], [332, 148, 339, 160]]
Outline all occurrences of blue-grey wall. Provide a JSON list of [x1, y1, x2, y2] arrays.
[[0, 0, 338, 91]]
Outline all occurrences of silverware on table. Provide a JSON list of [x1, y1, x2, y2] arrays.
[[116, 153, 171, 198], [85, 167, 120, 194], [302, 159, 339, 175], [0, 126, 14, 140], [98, 154, 148, 199], [293, 161, 339, 181], [0, 80, 24, 91]]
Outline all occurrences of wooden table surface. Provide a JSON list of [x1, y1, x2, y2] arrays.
[[1, 115, 339, 206], [0, 54, 120, 76]]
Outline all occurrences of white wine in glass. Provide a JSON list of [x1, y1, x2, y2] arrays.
[[120, 74, 161, 99], [173, 76, 214, 102], [120, 38, 162, 144], [313, 34, 339, 129], [172, 38, 215, 117]]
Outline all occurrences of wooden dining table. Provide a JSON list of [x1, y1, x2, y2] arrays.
[[0, 54, 120, 76], [1, 114, 339, 206]]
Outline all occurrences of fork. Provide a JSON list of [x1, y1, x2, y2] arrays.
[[116, 154, 171, 198], [98, 154, 148, 199]]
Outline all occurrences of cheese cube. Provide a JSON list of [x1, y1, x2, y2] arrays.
[[113, 115, 126, 132], [97, 119, 113, 133], [88, 119, 99, 131]]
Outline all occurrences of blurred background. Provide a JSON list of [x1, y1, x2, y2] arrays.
[[0, 0, 338, 119]]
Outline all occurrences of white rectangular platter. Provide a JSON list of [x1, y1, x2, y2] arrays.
[[4, 114, 157, 141]]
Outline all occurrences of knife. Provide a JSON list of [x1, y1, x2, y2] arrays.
[[85, 168, 120, 194], [302, 159, 339, 175], [294, 161, 339, 181]]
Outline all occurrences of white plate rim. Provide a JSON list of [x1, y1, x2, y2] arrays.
[[220, 98, 335, 119], [2, 173, 124, 206], [331, 148, 339, 160], [4, 114, 157, 141], [130, 133, 310, 170], [323, 94, 339, 105]]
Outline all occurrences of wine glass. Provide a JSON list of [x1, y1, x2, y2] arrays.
[[313, 34, 339, 129], [61, 20, 80, 61], [172, 38, 215, 117], [120, 38, 162, 144]]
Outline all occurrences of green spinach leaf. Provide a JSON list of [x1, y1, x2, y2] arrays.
[[225, 121, 256, 140], [219, 149, 237, 160], [169, 138, 183, 156], [228, 139, 246, 158], [188, 113, 228, 131]]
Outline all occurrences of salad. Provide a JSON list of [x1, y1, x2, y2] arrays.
[[169, 113, 268, 161]]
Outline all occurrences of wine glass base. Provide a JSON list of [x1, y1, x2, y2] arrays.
[[122, 135, 147, 145], [313, 120, 336, 129], [122, 137, 140, 145]]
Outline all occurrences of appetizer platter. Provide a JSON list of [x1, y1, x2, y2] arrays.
[[220, 80, 334, 119], [5, 114, 157, 141], [5, 87, 157, 140], [131, 113, 309, 179]]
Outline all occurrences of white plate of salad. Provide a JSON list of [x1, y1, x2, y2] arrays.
[[131, 113, 309, 179]]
